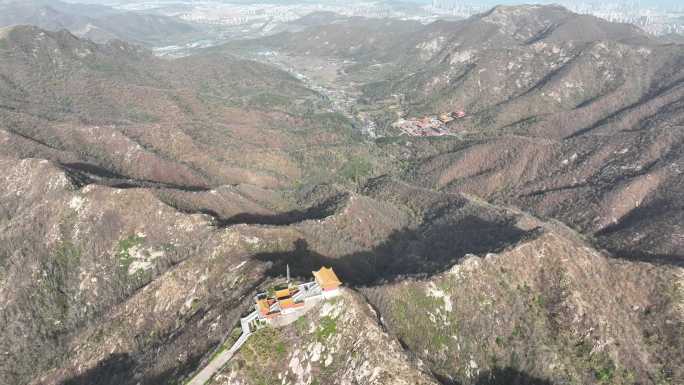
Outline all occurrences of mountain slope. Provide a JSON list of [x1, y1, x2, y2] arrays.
[[7, 155, 678, 385], [0, 28, 386, 385], [226, 5, 684, 262], [0, 25, 380, 190], [364, 220, 683, 385]]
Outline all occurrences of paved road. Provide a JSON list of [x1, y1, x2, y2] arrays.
[[186, 332, 251, 385]]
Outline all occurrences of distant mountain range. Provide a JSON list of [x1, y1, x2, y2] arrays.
[[0, 0, 200, 45]]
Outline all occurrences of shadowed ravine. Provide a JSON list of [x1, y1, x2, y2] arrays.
[[255, 218, 539, 287], [61, 162, 213, 192]]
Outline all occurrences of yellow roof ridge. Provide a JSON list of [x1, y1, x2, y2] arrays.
[[313, 266, 342, 286]]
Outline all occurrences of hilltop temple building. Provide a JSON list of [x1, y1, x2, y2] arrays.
[[254, 266, 342, 322], [312, 266, 342, 298]]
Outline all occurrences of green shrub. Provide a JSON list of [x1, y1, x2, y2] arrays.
[[126, 108, 159, 123], [294, 316, 308, 335], [316, 316, 337, 341], [116, 234, 145, 273], [339, 156, 372, 184]]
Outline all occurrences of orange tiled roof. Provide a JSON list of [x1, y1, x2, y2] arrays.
[[279, 298, 303, 309], [266, 311, 281, 319], [257, 298, 270, 315], [275, 288, 291, 299], [312, 267, 342, 287]]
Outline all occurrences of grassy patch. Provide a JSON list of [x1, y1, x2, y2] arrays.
[[168, 93, 194, 115], [476, 108, 497, 128], [88, 61, 117, 73], [58, 96, 73, 113], [294, 315, 308, 336], [309, 112, 355, 132], [243, 327, 288, 361], [29, 240, 83, 337], [594, 363, 615, 383], [573, 339, 627, 384], [654, 367, 673, 385], [387, 284, 459, 361], [316, 316, 337, 342], [248, 92, 290, 109], [339, 156, 373, 185], [55, 241, 81, 268], [274, 341, 287, 355], [240, 327, 288, 385], [126, 108, 160, 123], [208, 343, 229, 363], [431, 333, 449, 349], [116, 234, 145, 274], [48, 241, 81, 319], [511, 325, 524, 339], [589, 351, 616, 384], [227, 327, 243, 346]]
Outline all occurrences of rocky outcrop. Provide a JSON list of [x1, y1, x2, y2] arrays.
[[363, 221, 683, 385], [212, 289, 440, 385]]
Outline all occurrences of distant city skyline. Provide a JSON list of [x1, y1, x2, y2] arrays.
[[52, 0, 684, 36], [425, 0, 683, 10], [60, 0, 684, 11]]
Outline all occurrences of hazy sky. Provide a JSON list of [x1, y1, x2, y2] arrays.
[[411, 0, 683, 8], [61, 0, 684, 11]]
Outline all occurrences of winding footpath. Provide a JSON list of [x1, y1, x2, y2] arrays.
[[185, 331, 252, 385], [186, 310, 258, 385]]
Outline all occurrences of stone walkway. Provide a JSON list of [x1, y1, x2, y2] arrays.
[[185, 282, 325, 385], [186, 332, 251, 385]]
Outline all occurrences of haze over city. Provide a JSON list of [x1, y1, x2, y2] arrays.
[[48, 0, 684, 39]]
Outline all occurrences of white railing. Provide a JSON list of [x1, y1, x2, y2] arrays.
[[293, 282, 321, 301], [187, 282, 328, 385], [240, 310, 259, 333]]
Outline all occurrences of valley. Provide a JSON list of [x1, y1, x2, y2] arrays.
[[236, 51, 382, 137], [0, 3, 682, 385], [219, 6, 683, 262]]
